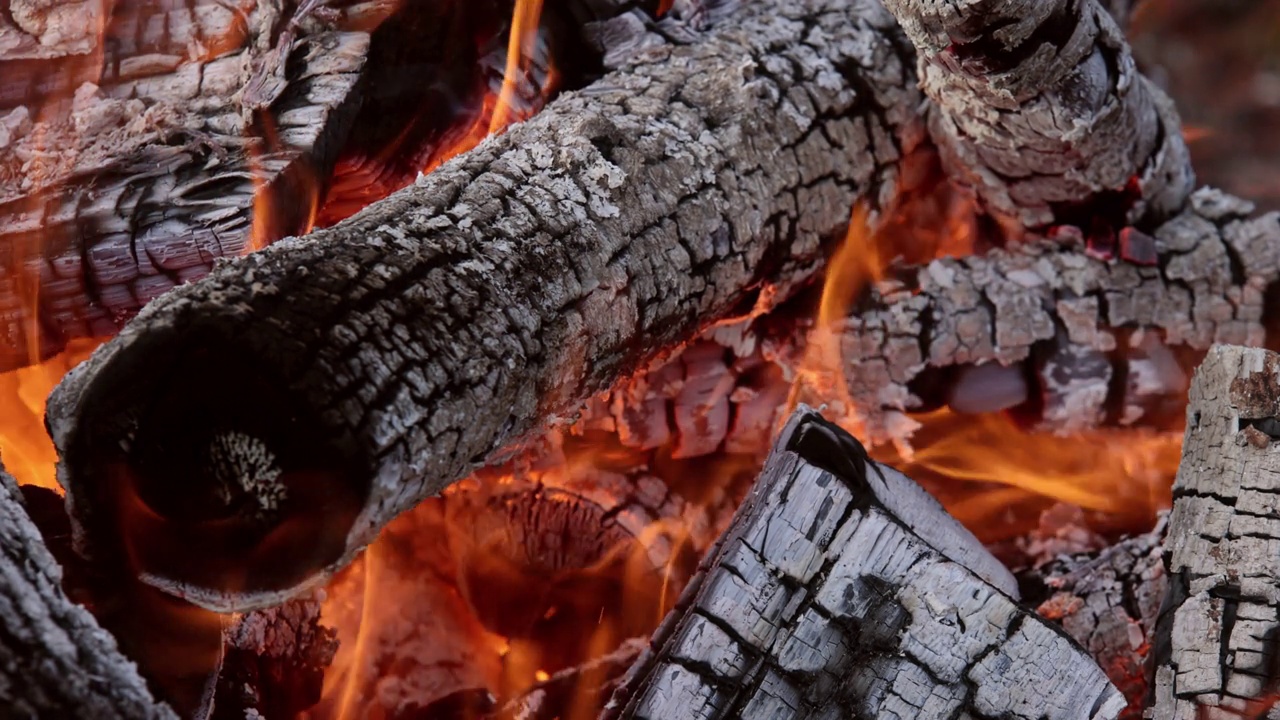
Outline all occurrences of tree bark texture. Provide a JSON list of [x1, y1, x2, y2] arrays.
[[603, 406, 1124, 720], [0, 467, 175, 719], [0, 0, 379, 371], [1147, 344, 1280, 719], [880, 0, 1193, 231], [48, 0, 924, 612]]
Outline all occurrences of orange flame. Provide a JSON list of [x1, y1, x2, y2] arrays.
[[0, 338, 105, 490], [793, 196, 1179, 534], [489, 0, 546, 134]]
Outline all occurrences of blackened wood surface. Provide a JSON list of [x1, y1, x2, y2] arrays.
[[882, 0, 1193, 230]]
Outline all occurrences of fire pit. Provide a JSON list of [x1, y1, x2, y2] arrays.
[[2, 0, 1279, 717]]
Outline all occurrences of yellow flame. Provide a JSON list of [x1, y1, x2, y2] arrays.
[[489, 0, 547, 134]]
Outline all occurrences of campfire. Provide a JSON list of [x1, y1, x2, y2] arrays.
[[3, 0, 1280, 718]]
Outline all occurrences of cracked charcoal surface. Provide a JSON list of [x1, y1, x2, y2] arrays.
[[881, 0, 1193, 230], [0, 466, 174, 719], [1148, 345, 1280, 719], [49, 0, 923, 612], [604, 407, 1124, 720], [0, 0, 374, 370]]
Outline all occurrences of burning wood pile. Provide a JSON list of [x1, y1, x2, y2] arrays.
[[2, 0, 1280, 716]]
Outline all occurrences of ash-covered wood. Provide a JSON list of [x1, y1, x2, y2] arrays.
[[605, 407, 1124, 720], [48, 0, 924, 612], [1030, 516, 1168, 718], [0, 0, 378, 370], [881, 0, 1193, 230], [1148, 345, 1280, 719], [816, 189, 1280, 446], [0, 470, 175, 719]]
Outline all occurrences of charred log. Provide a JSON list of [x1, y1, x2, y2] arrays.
[[812, 189, 1280, 446], [0, 0, 378, 370], [604, 407, 1125, 719], [48, 0, 923, 612], [881, 0, 1193, 231], [0, 469, 174, 719], [1148, 345, 1280, 719]]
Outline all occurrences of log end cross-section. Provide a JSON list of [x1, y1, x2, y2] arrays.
[[605, 406, 1125, 720]]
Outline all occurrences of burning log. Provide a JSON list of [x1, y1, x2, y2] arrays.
[[821, 189, 1280, 445], [47, 0, 925, 612], [605, 407, 1126, 719], [1148, 344, 1280, 719], [880, 0, 1193, 231], [0, 467, 173, 718], [0, 0, 378, 370]]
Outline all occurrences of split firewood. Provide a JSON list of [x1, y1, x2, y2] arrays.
[[604, 406, 1125, 719], [1148, 344, 1280, 719], [48, 0, 926, 612], [881, 0, 1193, 231], [0, 0, 380, 370], [1030, 515, 1168, 718], [0, 468, 174, 719]]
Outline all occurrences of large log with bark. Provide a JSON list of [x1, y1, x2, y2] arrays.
[[0, 467, 174, 718], [47, 0, 925, 612], [1147, 344, 1280, 719], [604, 406, 1125, 719]]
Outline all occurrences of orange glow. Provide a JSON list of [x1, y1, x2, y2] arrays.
[[246, 117, 320, 254], [877, 409, 1179, 540], [0, 338, 105, 490], [791, 193, 1178, 541], [1182, 125, 1213, 143]]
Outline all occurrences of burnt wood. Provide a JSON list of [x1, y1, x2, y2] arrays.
[[0, 0, 378, 371], [603, 407, 1125, 719], [0, 468, 174, 718], [881, 0, 1194, 231], [47, 0, 924, 612], [1148, 345, 1280, 719]]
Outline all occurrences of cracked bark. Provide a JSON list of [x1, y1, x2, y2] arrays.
[[604, 406, 1124, 720], [881, 0, 1193, 231], [1147, 345, 1280, 719], [47, 0, 924, 612], [0, 468, 175, 719], [0, 0, 378, 371], [813, 188, 1280, 446]]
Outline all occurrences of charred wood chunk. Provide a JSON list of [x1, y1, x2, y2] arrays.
[[606, 407, 1123, 720], [49, 0, 921, 612], [1149, 345, 1280, 719]]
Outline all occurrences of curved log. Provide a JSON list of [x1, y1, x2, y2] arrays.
[[0, 469, 175, 719], [48, 0, 923, 612], [881, 0, 1193, 231]]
